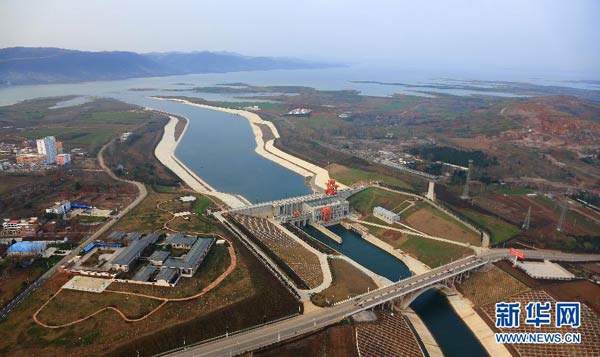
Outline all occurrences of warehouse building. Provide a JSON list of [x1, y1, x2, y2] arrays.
[[7, 241, 47, 256], [373, 206, 399, 224]]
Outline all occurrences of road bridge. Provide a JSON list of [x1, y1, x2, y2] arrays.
[[161, 249, 600, 357]]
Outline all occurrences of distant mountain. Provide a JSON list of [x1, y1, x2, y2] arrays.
[[0, 47, 334, 85]]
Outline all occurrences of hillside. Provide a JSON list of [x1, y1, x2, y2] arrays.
[[0, 47, 332, 85]]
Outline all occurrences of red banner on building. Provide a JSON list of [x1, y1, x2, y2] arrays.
[[509, 248, 525, 260]]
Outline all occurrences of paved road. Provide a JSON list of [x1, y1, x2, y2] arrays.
[[0, 140, 147, 320], [165, 249, 600, 357]]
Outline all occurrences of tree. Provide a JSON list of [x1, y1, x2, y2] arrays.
[[73, 181, 82, 191]]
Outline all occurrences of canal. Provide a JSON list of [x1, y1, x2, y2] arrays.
[[304, 224, 488, 357]]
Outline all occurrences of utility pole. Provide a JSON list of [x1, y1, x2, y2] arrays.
[[461, 160, 473, 200], [522, 206, 531, 230]]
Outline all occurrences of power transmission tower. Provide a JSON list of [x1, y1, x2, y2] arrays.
[[556, 190, 569, 232], [461, 160, 473, 200], [522, 206, 531, 230]]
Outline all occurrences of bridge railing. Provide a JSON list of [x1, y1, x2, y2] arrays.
[[332, 254, 486, 307], [153, 313, 300, 357]]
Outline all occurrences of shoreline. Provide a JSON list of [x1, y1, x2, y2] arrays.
[[153, 113, 249, 208], [152, 97, 344, 192]]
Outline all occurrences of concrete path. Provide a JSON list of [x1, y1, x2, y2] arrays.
[[353, 219, 476, 249], [311, 223, 343, 243], [34, 234, 238, 328], [374, 185, 490, 247], [444, 290, 511, 357], [275, 221, 333, 297], [403, 308, 443, 357]]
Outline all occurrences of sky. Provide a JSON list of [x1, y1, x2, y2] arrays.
[[1, 0, 599, 75]]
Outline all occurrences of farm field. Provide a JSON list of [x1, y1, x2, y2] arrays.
[[480, 289, 600, 356], [327, 164, 413, 190], [475, 193, 600, 238], [0, 97, 162, 155]]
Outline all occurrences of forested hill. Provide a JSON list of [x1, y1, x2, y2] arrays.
[[0, 47, 332, 85]]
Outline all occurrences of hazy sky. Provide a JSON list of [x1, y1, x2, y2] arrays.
[[1, 0, 599, 74]]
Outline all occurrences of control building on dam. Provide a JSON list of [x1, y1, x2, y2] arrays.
[[229, 184, 365, 227]]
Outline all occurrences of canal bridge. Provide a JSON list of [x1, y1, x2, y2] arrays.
[[162, 248, 600, 357]]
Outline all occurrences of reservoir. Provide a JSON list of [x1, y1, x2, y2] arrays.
[[110, 95, 312, 203], [304, 224, 488, 357]]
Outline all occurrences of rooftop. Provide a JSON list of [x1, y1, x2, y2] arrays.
[[7, 241, 46, 253], [156, 267, 178, 282], [132, 265, 158, 282], [148, 250, 170, 262], [108, 231, 126, 240], [144, 233, 161, 244], [164, 237, 214, 270], [111, 238, 150, 266], [304, 196, 347, 208], [164, 233, 197, 247], [124, 232, 142, 242]]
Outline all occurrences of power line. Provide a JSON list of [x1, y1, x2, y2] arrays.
[[556, 190, 569, 232], [461, 160, 473, 200], [522, 206, 531, 230]]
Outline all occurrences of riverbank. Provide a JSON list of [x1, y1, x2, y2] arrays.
[[403, 309, 444, 357], [444, 290, 511, 356], [154, 114, 249, 208], [153, 97, 343, 192]]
